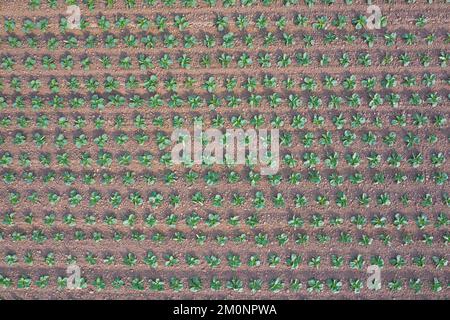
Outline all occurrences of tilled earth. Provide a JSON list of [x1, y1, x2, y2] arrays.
[[0, 0, 448, 299]]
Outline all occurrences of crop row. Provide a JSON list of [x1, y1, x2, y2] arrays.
[[0, 272, 447, 294], [0, 167, 448, 187], [1, 175, 449, 204], [2, 51, 448, 72], [1, 141, 447, 168], [8, 229, 448, 251], [19, 0, 449, 11], [0, 93, 446, 111], [0, 127, 447, 151], [0, 156, 447, 185], [1, 226, 448, 246], [1, 11, 395, 31], [1, 185, 449, 220], [2, 71, 448, 92], [1, 250, 448, 270], [2, 6, 442, 35], [0, 111, 445, 129], [2, 29, 444, 50]]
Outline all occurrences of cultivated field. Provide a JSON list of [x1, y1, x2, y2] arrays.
[[0, 0, 448, 299]]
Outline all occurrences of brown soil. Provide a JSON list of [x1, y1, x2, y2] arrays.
[[0, 0, 448, 300]]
